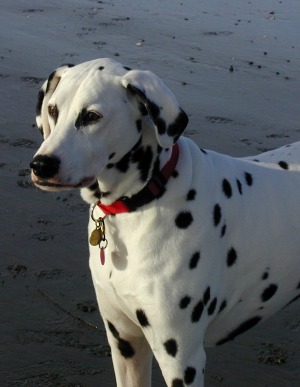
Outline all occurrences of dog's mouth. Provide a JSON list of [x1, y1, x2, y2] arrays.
[[31, 174, 95, 191]]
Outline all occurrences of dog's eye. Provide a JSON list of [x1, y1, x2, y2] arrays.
[[48, 105, 59, 122], [86, 111, 102, 124]]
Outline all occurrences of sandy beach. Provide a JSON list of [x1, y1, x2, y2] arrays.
[[1, 1, 299, 385]]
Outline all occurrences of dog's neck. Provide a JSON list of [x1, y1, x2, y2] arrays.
[[80, 125, 173, 205]]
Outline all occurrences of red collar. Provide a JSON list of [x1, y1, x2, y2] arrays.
[[97, 143, 179, 215]]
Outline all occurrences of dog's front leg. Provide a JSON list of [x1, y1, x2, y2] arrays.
[[104, 319, 153, 387], [152, 338, 206, 387]]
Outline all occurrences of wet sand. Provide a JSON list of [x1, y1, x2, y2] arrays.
[[1, 1, 299, 385]]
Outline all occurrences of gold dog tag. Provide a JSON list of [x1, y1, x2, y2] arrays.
[[89, 227, 103, 246]]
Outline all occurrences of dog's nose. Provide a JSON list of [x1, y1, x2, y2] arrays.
[[30, 155, 61, 179]]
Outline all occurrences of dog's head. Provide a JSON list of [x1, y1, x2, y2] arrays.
[[30, 58, 188, 192]]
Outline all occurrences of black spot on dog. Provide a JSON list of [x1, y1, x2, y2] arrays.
[[186, 189, 196, 201], [136, 119, 142, 133], [191, 300, 204, 322], [213, 204, 222, 226], [36, 89, 44, 116], [107, 321, 135, 358], [136, 309, 150, 327], [207, 298, 217, 315], [115, 151, 132, 173], [172, 170, 179, 178], [118, 338, 135, 358], [227, 247, 237, 267], [236, 179, 243, 195], [217, 316, 262, 345], [262, 271, 269, 280], [179, 296, 192, 309], [175, 211, 193, 229], [107, 321, 119, 339], [261, 284, 278, 302], [244, 172, 253, 186], [189, 252, 200, 269], [89, 183, 101, 199], [222, 179, 232, 198], [99, 66, 105, 70], [123, 66, 132, 71], [221, 224, 227, 238], [46, 70, 56, 93], [138, 101, 148, 116], [184, 367, 196, 384], [132, 145, 153, 182], [172, 379, 184, 387], [164, 339, 178, 357], [88, 181, 99, 191], [278, 160, 289, 170], [203, 287, 210, 305], [108, 152, 116, 160], [218, 300, 227, 314]]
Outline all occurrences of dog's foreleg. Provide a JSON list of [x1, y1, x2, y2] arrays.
[[105, 321, 152, 387]]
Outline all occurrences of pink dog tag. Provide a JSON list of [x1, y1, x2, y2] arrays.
[[100, 248, 105, 265]]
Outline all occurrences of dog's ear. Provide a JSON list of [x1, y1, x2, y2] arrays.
[[122, 70, 188, 148], [36, 64, 74, 139]]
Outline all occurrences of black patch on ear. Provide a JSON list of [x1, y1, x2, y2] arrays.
[[99, 66, 105, 71], [167, 109, 189, 139], [36, 89, 45, 116], [46, 70, 57, 92], [46, 64, 74, 93], [127, 83, 188, 140]]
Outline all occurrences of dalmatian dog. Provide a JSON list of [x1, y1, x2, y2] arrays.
[[30, 58, 300, 387]]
